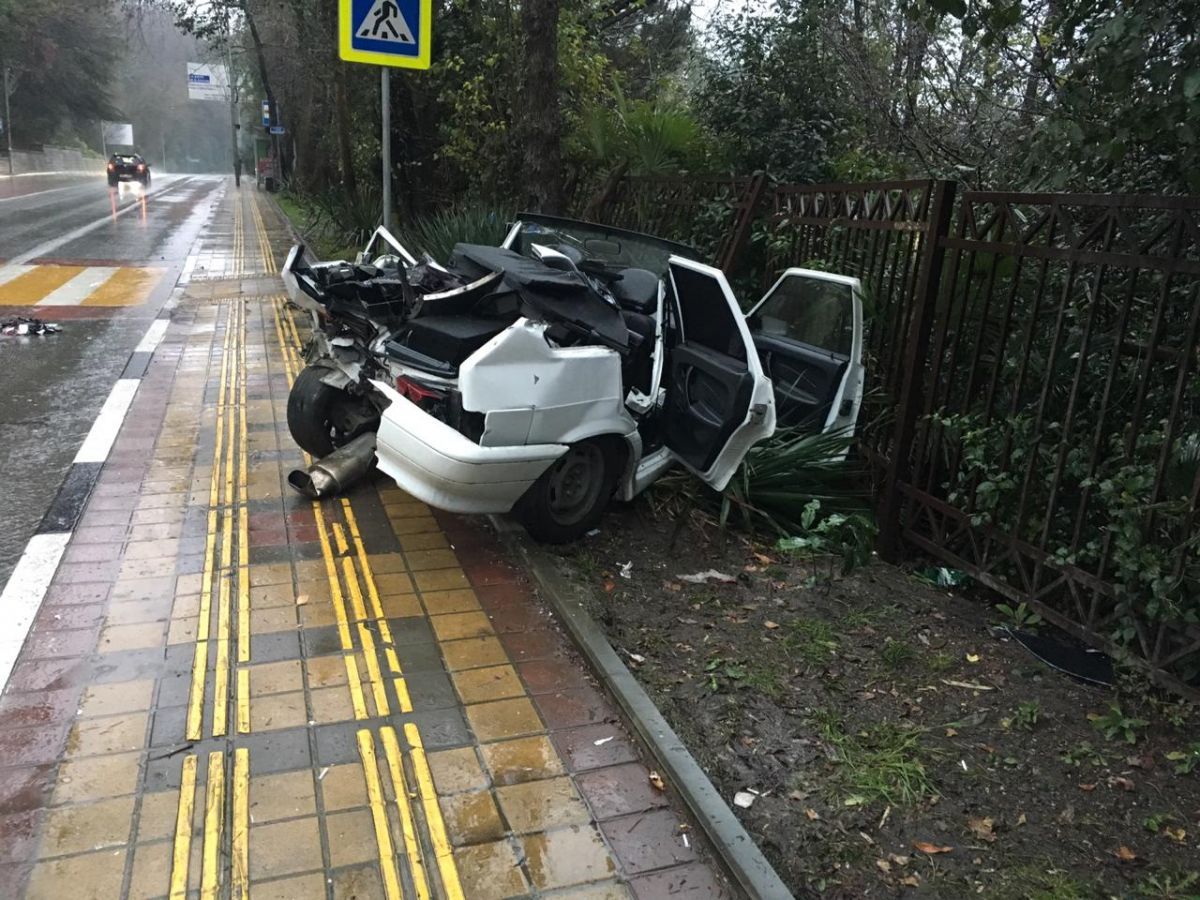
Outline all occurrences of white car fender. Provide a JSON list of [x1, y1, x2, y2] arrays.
[[458, 319, 638, 448]]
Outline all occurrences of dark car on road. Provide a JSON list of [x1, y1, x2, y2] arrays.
[[107, 153, 151, 187]]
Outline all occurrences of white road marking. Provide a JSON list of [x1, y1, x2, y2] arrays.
[[0, 533, 72, 691], [7, 177, 193, 266], [179, 253, 199, 284], [0, 183, 91, 204], [35, 266, 120, 306], [135, 318, 170, 354], [73, 379, 141, 464], [0, 264, 34, 286]]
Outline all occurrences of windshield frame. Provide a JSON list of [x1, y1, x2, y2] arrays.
[[501, 213, 703, 279]]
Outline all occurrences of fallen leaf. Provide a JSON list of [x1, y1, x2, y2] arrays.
[[764, 620, 780, 630], [876, 859, 892, 874], [945, 727, 958, 737], [966, 653, 981, 663], [1164, 827, 1187, 844], [1109, 776, 1135, 792], [900, 874, 921, 888], [967, 817, 996, 842], [913, 841, 953, 855], [804, 808, 820, 821], [1114, 845, 1138, 862], [1079, 783, 1096, 792], [295, 593, 309, 606], [889, 854, 910, 867], [648, 771, 665, 791], [663, 581, 682, 592], [941, 679, 996, 691], [678, 569, 737, 584], [787, 789, 806, 802], [603, 579, 615, 593], [1016, 813, 1027, 827], [753, 552, 775, 565]]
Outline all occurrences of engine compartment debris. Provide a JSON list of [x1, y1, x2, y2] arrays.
[[1, 316, 62, 336]]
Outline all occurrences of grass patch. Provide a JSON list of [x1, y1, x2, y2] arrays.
[[881, 638, 915, 669], [994, 864, 1092, 900], [809, 709, 935, 806], [782, 617, 839, 665], [927, 651, 955, 672]]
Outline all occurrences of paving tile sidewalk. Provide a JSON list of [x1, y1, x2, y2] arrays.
[[0, 185, 734, 900]]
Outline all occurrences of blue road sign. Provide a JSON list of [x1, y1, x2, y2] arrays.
[[339, 0, 431, 69]]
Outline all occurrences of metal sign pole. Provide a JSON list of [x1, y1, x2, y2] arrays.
[[3, 65, 13, 176], [381, 66, 391, 232]]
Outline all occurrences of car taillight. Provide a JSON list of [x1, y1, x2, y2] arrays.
[[395, 376, 443, 403], [107, 162, 115, 171], [137, 164, 145, 171]]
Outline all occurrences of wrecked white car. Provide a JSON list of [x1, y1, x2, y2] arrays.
[[281, 216, 864, 542]]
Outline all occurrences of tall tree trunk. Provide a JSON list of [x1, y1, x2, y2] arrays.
[[519, 0, 563, 212], [243, 5, 285, 178], [1021, 0, 1061, 126], [333, 65, 357, 198]]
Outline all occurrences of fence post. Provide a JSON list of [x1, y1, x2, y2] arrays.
[[718, 172, 767, 274], [877, 179, 957, 561]]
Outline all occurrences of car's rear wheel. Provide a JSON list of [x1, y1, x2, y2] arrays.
[[515, 437, 622, 544], [286, 365, 377, 458]]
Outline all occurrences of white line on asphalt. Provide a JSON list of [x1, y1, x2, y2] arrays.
[[135, 318, 170, 354], [7, 177, 193, 266], [0, 264, 33, 286], [0, 183, 91, 204], [0, 533, 72, 691], [73, 379, 141, 464], [36, 266, 120, 306], [179, 253, 199, 284]]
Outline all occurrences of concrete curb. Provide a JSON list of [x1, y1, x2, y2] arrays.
[[491, 517, 795, 900]]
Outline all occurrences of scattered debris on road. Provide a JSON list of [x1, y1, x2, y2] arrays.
[[1, 316, 61, 336]]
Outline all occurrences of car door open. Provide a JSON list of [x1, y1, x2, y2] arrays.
[[745, 268, 864, 437], [663, 258, 776, 490]]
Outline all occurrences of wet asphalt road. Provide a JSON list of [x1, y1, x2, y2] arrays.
[[0, 173, 227, 587]]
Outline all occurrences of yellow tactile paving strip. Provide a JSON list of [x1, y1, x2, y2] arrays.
[[0, 186, 727, 900]]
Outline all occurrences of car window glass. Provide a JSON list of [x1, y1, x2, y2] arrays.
[[670, 265, 745, 361], [750, 275, 853, 357]]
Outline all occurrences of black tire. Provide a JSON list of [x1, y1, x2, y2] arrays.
[[515, 437, 623, 544], [107, 176, 118, 187], [286, 365, 370, 457]]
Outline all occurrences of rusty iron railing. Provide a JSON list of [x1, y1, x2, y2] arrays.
[[580, 173, 766, 273], [583, 172, 1200, 694]]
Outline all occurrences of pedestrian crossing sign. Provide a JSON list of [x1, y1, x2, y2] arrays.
[[339, 0, 431, 69]]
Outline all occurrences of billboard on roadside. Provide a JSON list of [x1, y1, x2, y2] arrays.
[[187, 63, 229, 101], [102, 122, 134, 146]]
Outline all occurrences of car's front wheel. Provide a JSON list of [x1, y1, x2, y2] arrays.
[[515, 437, 622, 544]]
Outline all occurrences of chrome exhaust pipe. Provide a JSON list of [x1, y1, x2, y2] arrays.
[[288, 432, 377, 499]]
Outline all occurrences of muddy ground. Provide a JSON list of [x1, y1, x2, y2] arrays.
[[548, 500, 1200, 899]]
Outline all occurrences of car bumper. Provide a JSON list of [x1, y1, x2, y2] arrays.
[[372, 381, 567, 515]]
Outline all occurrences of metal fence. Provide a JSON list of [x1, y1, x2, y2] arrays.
[[902, 191, 1200, 697], [591, 173, 1200, 695], [578, 173, 765, 273]]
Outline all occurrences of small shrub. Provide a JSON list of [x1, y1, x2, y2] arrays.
[[1088, 703, 1148, 745], [995, 601, 1043, 633], [1013, 700, 1042, 731], [1165, 743, 1200, 775]]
